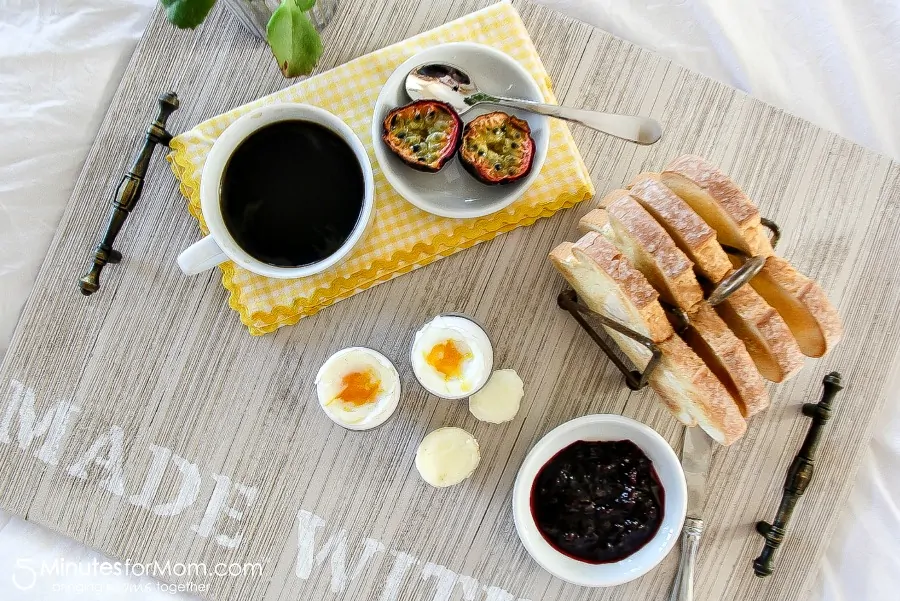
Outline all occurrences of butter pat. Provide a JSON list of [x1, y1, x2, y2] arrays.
[[415, 427, 480, 488], [468, 369, 524, 423]]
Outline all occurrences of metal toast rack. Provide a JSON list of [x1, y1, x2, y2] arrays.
[[558, 218, 781, 389]]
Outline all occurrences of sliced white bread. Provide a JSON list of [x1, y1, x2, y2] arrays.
[[624, 169, 808, 380], [579, 192, 704, 311], [744, 255, 843, 357], [548, 241, 690, 424], [681, 304, 770, 417], [550, 234, 748, 444], [627, 174, 732, 282], [582, 195, 769, 415], [712, 280, 805, 382], [661, 155, 774, 257], [549, 238, 672, 344]]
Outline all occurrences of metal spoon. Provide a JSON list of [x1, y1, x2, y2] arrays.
[[405, 63, 662, 145]]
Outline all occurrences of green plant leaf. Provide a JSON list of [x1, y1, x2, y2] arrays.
[[161, 0, 218, 29], [295, 0, 316, 10], [267, 0, 324, 78]]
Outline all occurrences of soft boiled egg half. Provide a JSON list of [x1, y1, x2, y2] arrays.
[[315, 347, 401, 430], [411, 315, 494, 399]]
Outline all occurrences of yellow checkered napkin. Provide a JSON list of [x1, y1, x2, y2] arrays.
[[168, 2, 595, 335]]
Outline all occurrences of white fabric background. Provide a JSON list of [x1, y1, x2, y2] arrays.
[[0, 0, 897, 599]]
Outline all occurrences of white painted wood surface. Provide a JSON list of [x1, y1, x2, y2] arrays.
[[0, 1, 898, 600]]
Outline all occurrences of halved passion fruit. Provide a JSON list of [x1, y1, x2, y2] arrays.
[[459, 112, 535, 185], [382, 100, 462, 172]]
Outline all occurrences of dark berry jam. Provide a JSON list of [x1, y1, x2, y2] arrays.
[[530, 440, 664, 564]]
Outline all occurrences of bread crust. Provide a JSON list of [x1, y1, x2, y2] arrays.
[[657, 335, 747, 445], [627, 175, 732, 282], [662, 155, 774, 257], [664, 154, 759, 228], [714, 279, 805, 382], [578, 207, 613, 237], [685, 303, 770, 416], [570, 232, 674, 342], [629, 174, 716, 249], [549, 241, 694, 425], [549, 237, 748, 443], [604, 194, 703, 311], [750, 256, 843, 357]]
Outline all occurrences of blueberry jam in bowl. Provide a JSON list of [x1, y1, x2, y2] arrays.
[[512, 415, 687, 587]]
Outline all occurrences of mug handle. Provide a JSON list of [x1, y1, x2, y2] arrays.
[[178, 236, 228, 275]]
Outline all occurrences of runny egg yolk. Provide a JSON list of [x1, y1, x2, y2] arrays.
[[425, 340, 472, 380], [336, 369, 381, 406]]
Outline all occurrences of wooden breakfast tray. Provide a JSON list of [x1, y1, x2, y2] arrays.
[[1, 1, 898, 600]]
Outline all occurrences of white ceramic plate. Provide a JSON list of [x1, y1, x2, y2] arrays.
[[512, 414, 687, 587], [371, 42, 550, 218]]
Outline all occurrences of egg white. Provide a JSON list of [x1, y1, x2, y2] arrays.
[[411, 315, 493, 399], [315, 347, 400, 430]]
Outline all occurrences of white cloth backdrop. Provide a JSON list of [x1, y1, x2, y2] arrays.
[[0, 0, 897, 599]]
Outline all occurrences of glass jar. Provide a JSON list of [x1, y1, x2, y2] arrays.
[[220, 0, 338, 39]]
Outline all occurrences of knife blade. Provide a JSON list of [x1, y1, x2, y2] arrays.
[[669, 426, 714, 601], [682, 425, 714, 519]]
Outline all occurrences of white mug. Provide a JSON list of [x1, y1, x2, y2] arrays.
[[177, 103, 375, 278]]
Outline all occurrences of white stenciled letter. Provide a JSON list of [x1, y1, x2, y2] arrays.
[[153, 453, 201, 516], [483, 586, 531, 601], [0, 379, 81, 465], [191, 473, 258, 549], [128, 445, 201, 517], [295, 509, 327, 578], [421, 562, 481, 601], [294, 509, 385, 593], [377, 551, 419, 601], [66, 425, 126, 496]]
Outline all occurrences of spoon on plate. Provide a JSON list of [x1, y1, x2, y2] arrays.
[[405, 63, 662, 145]]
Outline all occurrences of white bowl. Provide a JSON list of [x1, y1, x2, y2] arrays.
[[371, 42, 550, 219], [512, 415, 687, 587]]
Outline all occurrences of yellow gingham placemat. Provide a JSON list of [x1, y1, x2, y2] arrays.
[[168, 1, 595, 335]]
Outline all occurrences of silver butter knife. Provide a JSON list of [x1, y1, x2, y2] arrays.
[[669, 426, 714, 601]]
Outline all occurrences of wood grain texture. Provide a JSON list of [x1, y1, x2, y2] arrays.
[[1, 1, 899, 600]]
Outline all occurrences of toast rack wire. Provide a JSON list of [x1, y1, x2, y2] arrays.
[[558, 218, 780, 390]]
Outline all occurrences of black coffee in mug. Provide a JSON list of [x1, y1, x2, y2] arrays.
[[220, 120, 365, 267]]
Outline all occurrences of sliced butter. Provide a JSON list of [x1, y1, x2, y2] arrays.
[[468, 369, 524, 424], [415, 427, 480, 488]]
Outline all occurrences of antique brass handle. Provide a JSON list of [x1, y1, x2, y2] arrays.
[[753, 371, 843, 576], [79, 91, 179, 296]]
